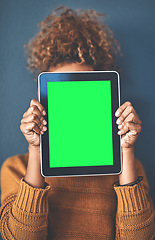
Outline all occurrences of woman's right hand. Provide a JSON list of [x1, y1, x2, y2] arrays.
[[20, 99, 47, 148]]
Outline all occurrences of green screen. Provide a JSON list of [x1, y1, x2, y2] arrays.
[[47, 80, 113, 168]]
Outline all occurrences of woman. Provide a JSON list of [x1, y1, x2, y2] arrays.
[[0, 6, 154, 240]]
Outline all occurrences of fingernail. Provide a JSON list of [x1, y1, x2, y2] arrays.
[[115, 111, 119, 117], [43, 120, 47, 125], [41, 131, 44, 134], [43, 126, 47, 131], [116, 119, 121, 124], [42, 110, 46, 116], [118, 124, 122, 129], [117, 131, 121, 135]]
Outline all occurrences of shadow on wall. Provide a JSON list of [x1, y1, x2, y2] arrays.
[[131, 98, 155, 203]]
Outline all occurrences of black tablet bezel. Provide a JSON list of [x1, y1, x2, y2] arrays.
[[38, 71, 122, 177]]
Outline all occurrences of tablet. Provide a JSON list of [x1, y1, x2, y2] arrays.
[[38, 71, 122, 177]]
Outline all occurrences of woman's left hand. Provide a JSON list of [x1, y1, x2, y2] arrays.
[[115, 101, 142, 150]]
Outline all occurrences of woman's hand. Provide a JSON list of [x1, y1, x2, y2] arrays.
[[20, 99, 47, 188], [20, 99, 47, 148], [115, 101, 142, 150], [115, 101, 142, 185]]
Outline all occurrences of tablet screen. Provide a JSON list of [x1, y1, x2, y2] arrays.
[[47, 80, 113, 168]]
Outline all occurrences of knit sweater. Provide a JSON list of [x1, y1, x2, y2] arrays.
[[0, 153, 154, 240]]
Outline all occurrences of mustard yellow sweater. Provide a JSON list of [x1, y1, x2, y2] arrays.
[[0, 153, 154, 240]]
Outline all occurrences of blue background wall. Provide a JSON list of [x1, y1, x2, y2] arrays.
[[0, 1, 155, 237]]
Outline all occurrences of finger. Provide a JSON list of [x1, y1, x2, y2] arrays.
[[124, 112, 141, 124], [20, 122, 44, 135], [117, 122, 142, 136], [23, 104, 45, 120], [116, 105, 138, 125], [30, 99, 46, 115], [21, 113, 47, 130], [115, 101, 132, 117]]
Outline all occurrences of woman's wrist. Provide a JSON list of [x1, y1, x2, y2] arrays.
[[28, 144, 40, 152], [24, 144, 45, 189], [119, 147, 138, 185]]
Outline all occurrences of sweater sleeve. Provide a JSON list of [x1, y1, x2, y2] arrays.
[[0, 155, 51, 240], [113, 158, 155, 240]]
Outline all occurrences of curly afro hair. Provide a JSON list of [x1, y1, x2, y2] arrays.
[[24, 6, 121, 77]]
